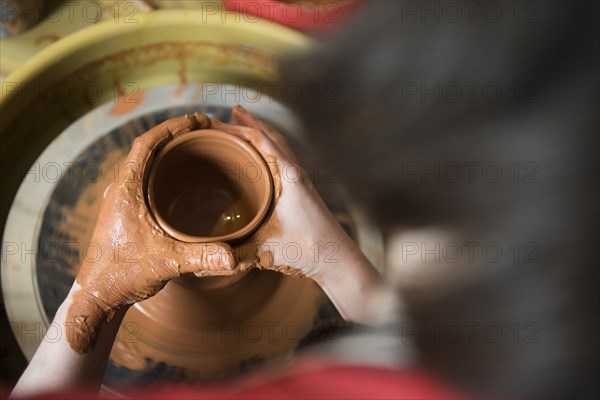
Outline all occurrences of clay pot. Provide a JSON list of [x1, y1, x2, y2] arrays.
[[146, 129, 273, 243]]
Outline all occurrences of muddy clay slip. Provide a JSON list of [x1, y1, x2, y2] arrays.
[[147, 128, 273, 244]]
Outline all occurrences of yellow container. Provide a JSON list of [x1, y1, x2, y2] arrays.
[[0, 9, 309, 236]]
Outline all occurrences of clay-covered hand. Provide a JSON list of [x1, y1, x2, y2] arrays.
[[65, 113, 235, 354], [210, 106, 364, 282]]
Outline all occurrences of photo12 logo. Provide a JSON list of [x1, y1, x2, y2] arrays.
[[398, 1, 540, 24], [0, 1, 145, 25]]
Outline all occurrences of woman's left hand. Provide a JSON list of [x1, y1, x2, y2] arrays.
[[65, 113, 236, 354]]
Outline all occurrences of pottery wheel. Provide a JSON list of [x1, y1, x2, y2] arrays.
[[3, 84, 383, 388]]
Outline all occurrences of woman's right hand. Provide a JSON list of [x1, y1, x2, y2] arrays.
[[211, 106, 381, 323]]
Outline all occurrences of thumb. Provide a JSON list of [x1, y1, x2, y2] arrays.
[[64, 288, 106, 354], [170, 240, 236, 277]]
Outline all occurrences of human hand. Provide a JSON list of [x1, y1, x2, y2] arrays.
[[65, 113, 235, 354], [210, 106, 364, 283]]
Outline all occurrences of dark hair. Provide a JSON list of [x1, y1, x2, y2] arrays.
[[281, 1, 599, 397]]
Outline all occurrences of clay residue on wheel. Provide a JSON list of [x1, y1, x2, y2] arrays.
[[110, 88, 145, 116], [109, 270, 325, 381]]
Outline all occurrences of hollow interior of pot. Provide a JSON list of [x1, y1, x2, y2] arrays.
[[149, 130, 271, 242]]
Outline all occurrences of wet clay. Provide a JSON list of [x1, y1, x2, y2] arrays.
[[210, 107, 303, 278], [35, 34, 61, 46], [35, 106, 349, 381], [65, 113, 234, 354], [107, 115, 324, 379], [155, 155, 253, 237], [109, 88, 145, 116], [147, 129, 273, 243], [110, 268, 325, 380]]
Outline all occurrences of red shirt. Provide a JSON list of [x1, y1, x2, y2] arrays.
[[23, 361, 465, 399]]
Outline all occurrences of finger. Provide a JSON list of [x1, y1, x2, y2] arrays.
[[193, 268, 238, 278], [126, 113, 211, 166], [233, 244, 260, 272], [210, 117, 263, 146], [170, 241, 236, 276], [230, 106, 297, 161], [210, 117, 284, 161], [102, 182, 114, 199], [231, 105, 287, 145], [64, 288, 107, 354], [117, 112, 212, 190], [231, 105, 267, 130]]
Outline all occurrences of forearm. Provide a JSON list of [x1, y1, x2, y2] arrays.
[[11, 282, 127, 398], [316, 231, 382, 325]]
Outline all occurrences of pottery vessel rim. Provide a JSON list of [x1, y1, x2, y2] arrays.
[[146, 128, 273, 243]]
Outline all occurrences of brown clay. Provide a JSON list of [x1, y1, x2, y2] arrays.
[[65, 113, 235, 354], [210, 107, 301, 277], [147, 129, 273, 243], [35, 34, 61, 46], [109, 89, 145, 116], [106, 114, 326, 379], [64, 108, 329, 382], [110, 268, 325, 380]]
